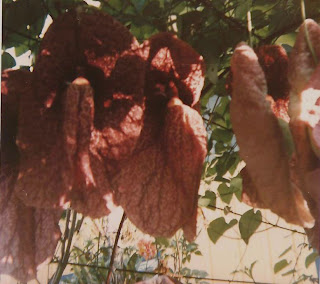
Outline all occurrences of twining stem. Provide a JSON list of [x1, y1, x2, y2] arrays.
[[50, 209, 80, 284], [301, 0, 318, 64], [174, 233, 181, 275], [105, 212, 126, 284]]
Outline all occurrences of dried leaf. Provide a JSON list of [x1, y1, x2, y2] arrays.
[[231, 43, 313, 227]]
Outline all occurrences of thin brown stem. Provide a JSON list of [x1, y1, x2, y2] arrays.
[[50, 209, 80, 284], [207, 204, 306, 235], [3, 26, 41, 43], [105, 212, 126, 284]]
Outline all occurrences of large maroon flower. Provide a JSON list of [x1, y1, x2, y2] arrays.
[[1, 12, 208, 282], [288, 19, 320, 252], [14, 11, 146, 217], [230, 42, 314, 228], [114, 33, 206, 241], [230, 20, 320, 252], [1, 70, 61, 281]]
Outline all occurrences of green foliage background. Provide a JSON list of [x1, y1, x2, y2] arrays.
[[2, 0, 320, 283]]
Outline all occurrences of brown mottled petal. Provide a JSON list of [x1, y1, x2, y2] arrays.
[[33, 12, 78, 107], [142, 32, 205, 106], [288, 19, 320, 120], [0, 194, 61, 282], [14, 72, 70, 208], [115, 98, 206, 241], [288, 65, 320, 221], [63, 78, 95, 188], [305, 220, 320, 253], [115, 145, 185, 238], [311, 121, 320, 157], [300, 64, 320, 158], [78, 12, 139, 77], [92, 53, 146, 166], [288, 38, 320, 235], [1, 69, 24, 209], [34, 11, 145, 165], [288, 21, 320, 199], [69, 152, 114, 219], [303, 169, 320, 252], [60, 78, 115, 218], [241, 167, 267, 209], [163, 97, 207, 240], [34, 11, 139, 107], [305, 169, 320, 206], [266, 96, 290, 122], [256, 45, 289, 100], [231, 43, 314, 227]]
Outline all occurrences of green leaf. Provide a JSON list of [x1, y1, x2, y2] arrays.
[[305, 252, 319, 268], [230, 176, 242, 201], [143, 1, 161, 17], [15, 43, 30, 57], [126, 253, 139, 270], [239, 209, 262, 244], [1, 51, 16, 70], [207, 217, 237, 244], [155, 237, 169, 247], [214, 176, 230, 183], [105, 0, 122, 10], [226, 152, 239, 175], [274, 259, 290, 274], [215, 141, 226, 154], [277, 118, 295, 157], [198, 191, 216, 209], [217, 183, 233, 204], [132, 0, 146, 12], [279, 245, 292, 258], [186, 243, 198, 252], [281, 269, 296, 276], [234, 0, 252, 19], [212, 128, 233, 143], [215, 154, 229, 177]]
